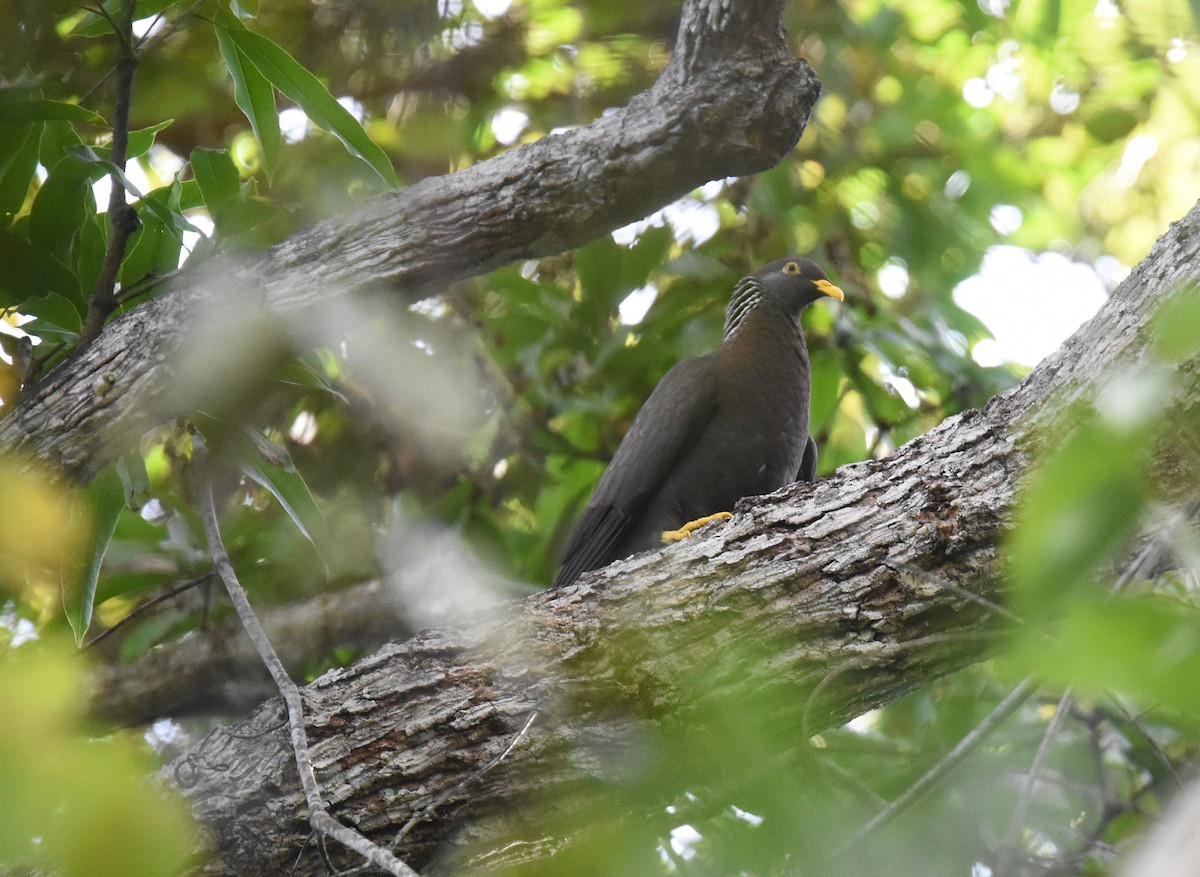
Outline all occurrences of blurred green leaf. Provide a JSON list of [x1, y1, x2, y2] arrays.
[[63, 468, 125, 645], [1007, 414, 1152, 614], [244, 425, 295, 470], [0, 120, 40, 220], [118, 609, 196, 663], [242, 462, 328, 569], [71, 0, 182, 37], [1006, 593, 1200, 719], [0, 638, 195, 876], [116, 453, 151, 509], [0, 93, 105, 125], [1150, 286, 1200, 362]]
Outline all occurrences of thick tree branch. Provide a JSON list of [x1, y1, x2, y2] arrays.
[[0, 0, 817, 481], [167, 202, 1200, 875]]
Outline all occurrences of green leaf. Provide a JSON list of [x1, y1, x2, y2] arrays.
[[20, 291, 84, 360], [71, 0, 181, 37], [622, 224, 672, 289], [58, 144, 197, 270], [215, 12, 396, 186], [115, 454, 151, 509], [0, 93, 105, 125], [63, 468, 125, 645], [75, 213, 107, 295], [118, 609, 194, 663], [119, 204, 178, 286], [214, 25, 281, 180], [1005, 593, 1200, 719], [38, 119, 85, 167], [575, 234, 623, 306], [190, 146, 241, 212], [0, 120, 41, 220], [1007, 415, 1151, 614], [66, 144, 144, 202], [68, 147, 205, 248], [808, 348, 843, 432], [29, 153, 102, 268], [122, 120, 174, 161], [0, 229, 81, 307], [242, 462, 328, 569], [1151, 286, 1200, 362]]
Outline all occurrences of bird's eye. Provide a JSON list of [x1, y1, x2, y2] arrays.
[[782, 261, 801, 275]]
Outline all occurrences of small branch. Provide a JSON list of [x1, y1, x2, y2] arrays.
[[883, 561, 1023, 625], [801, 630, 1001, 738], [392, 711, 538, 847], [995, 686, 1075, 873], [80, 0, 142, 349], [82, 572, 215, 651], [194, 433, 423, 877], [834, 677, 1037, 854]]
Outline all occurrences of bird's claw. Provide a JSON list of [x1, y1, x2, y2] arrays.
[[661, 511, 733, 544]]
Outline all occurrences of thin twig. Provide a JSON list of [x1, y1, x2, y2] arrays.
[[194, 433, 422, 877], [883, 561, 1023, 625], [1104, 696, 1184, 789], [988, 497, 1200, 869], [996, 685, 1075, 873], [847, 496, 1200, 856], [82, 572, 216, 650], [392, 710, 538, 848], [834, 677, 1037, 855], [1109, 498, 1200, 595], [80, 0, 141, 349], [801, 630, 1001, 739]]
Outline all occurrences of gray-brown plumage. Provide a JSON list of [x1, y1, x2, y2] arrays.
[[554, 257, 843, 587]]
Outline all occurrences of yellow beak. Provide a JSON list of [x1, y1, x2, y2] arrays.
[[815, 279, 845, 301]]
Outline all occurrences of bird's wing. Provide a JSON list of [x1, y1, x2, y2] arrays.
[[796, 434, 818, 482], [554, 355, 719, 587]]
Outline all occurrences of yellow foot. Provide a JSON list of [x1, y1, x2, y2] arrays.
[[661, 512, 733, 544]]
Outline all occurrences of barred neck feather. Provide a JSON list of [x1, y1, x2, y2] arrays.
[[723, 276, 762, 340]]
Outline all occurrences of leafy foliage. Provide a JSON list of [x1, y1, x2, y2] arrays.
[[1, 0, 1199, 875]]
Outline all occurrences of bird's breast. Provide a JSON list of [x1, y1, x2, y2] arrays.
[[710, 314, 811, 491]]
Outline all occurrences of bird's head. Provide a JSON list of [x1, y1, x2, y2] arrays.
[[724, 257, 844, 339]]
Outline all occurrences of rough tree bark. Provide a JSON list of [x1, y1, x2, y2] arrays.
[[168, 204, 1200, 875], [0, 0, 818, 482]]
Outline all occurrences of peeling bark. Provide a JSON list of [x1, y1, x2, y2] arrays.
[[169, 203, 1200, 874]]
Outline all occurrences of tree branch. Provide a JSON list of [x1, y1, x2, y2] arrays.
[[194, 435, 422, 877], [0, 0, 816, 481], [165, 200, 1200, 874], [79, 0, 141, 349], [87, 578, 415, 726]]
